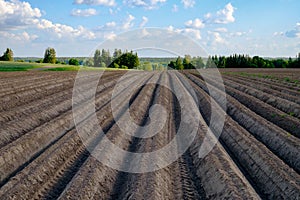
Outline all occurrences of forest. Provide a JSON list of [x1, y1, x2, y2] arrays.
[[2, 48, 300, 69]]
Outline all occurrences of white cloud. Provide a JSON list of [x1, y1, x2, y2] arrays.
[[285, 22, 300, 38], [104, 32, 117, 41], [0, 0, 41, 30], [0, 31, 38, 42], [0, 0, 96, 40], [274, 32, 284, 36], [181, 0, 195, 8], [183, 28, 201, 40], [122, 14, 135, 30], [105, 21, 116, 28], [71, 8, 97, 17], [141, 28, 150, 37], [166, 25, 174, 32], [73, 0, 116, 6], [96, 15, 147, 33], [94, 21, 117, 31], [214, 28, 228, 33], [230, 31, 246, 37], [185, 18, 205, 29], [36, 19, 96, 39], [166, 26, 201, 40], [139, 16, 148, 27], [123, 0, 166, 10], [205, 3, 235, 24], [208, 31, 226, 44]]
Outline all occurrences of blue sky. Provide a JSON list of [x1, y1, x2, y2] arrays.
[[0, 0, 299, 57]]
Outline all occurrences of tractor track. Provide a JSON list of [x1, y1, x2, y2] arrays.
[[0, 70, 299, 200]]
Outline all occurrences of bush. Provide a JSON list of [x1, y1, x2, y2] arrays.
[[69, 58, 79, 66]]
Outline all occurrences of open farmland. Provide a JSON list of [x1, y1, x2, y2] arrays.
[[0, 69, 299, 199]]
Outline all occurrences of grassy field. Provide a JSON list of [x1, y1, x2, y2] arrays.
[[0, 61, 41, 71], [0, 61, 129, 72]]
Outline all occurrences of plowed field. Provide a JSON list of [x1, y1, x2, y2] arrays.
[[0, 69, 299, 199]]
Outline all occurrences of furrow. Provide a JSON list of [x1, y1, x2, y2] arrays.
[[0, 72, 153, 199], [223, 74, 300, 97], [223, 74, 300, 104], [185, 72, 300, 199], [186, 72, 300, 173], [58, 72, 159, 199], [0, 72, 126, 148], [190, 72, 300, 138], [173, 71, 260, 199]]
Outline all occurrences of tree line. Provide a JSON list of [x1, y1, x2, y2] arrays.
[[42, 47, 80, 66], [2, 47, 300, 69], [92, 49, 139, 69], [208, 54, 300, 68], [167, 54, 300, 69], [168, 55, 205, 70], [0, 47, 81, 66]]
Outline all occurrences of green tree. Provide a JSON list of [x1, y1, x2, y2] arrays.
[[168, 61, 176, 69], [272, 59, 287, 68], [142, 62, 153, 71], [175, 57, 184, 70], [84, 58, 93, 67], [113, 49, 122, 60], [206, 56, 215, 68], [69, 58, 79, 66], [101, 49, 111, 67], [93, 49, 101, 67], [218, 56, 226, 68], [111, 51, 139, 69], [192, 56, 205, 68], [183, 55, 193, 69], [113, 63, 120, 69], [43, 47, 56, 64], [0, 48, 14, 61]]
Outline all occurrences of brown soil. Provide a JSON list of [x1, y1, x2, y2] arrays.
[[0, 70, 299, 199]]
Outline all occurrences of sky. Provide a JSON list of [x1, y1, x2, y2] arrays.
[[0, 0, 299, 57]]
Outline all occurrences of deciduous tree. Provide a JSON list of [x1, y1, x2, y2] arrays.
[[0, 48, 14, 61], [43, 47, 56, 64]]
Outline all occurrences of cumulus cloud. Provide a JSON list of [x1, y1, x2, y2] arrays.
[[139, 16, 148, 27], [36, 19, 96, 39], [273, 32, 284, 36], [185, 18, 205, 29], [71, 8, 98, 17], [94, 21, 117, 32], [96, 15, 147, 33], [181, 0, 195, 8], [205, 3, 235, 24], [183, 28, 201, 40], [122, 14, 135, 30], [0, 0, 41, 30], [0, 31, 38, 41], [73, 0, 116, 6], [141, 28, 150, 37], [208, 31, 226, 44], [285, 23, 300, 38], [166, 26, 201, 40], [105, 21, 116, 28], [104, 32, 117, 41], [123, 0, 166, 10], [0, 0, 96, 40]]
